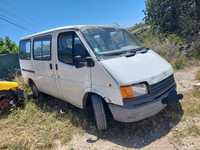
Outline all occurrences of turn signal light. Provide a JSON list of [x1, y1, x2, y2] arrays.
[[120, 86, 134, 99]]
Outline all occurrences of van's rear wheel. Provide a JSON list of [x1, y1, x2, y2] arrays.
[[91, 95, 108, 130], [30, 82, 39, 99]]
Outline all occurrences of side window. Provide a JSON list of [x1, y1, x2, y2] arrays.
[[33, 36, 51, 60], [74, 34, 88, 58], [58, 32, 88, 65], [19, 40, 31, 60], [58, 32, 73, 64], [42, 40, 51, 60], [33, 41, 42, 59]]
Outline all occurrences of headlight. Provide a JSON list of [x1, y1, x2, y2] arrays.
[[120, 83, 148, 99], [132, 84, 148, 97]]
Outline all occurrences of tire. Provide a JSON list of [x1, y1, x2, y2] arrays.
[[30, 82, 39, 99], [91, 95, 108, 130]]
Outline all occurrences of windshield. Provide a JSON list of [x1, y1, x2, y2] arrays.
[[81, 27, 143, 57]]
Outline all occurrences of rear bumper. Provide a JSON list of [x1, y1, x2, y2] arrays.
[[108, 87, 180, 123]]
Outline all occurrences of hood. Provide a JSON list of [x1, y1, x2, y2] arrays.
[[101, 50, 173, 85]]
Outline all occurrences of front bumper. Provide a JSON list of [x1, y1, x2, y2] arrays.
[[108, 86, 180, 123]]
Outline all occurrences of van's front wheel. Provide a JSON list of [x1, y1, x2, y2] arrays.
[[91, 95, 108, 130]]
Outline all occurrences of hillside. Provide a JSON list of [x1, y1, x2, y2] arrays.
[[129, 23, 199, 70]]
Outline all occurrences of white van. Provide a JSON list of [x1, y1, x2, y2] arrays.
[[19, 25, 179, 130]]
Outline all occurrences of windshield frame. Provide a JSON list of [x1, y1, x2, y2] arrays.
[[80, 27, 143, 59]]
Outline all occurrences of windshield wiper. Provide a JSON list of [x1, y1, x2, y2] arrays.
[[98, 47, 149, 57], [125, 47, 149, 57], [100, 51, 127, 56], [130, 47, 148, 52], [128, 47, 149, 54], [136, 47, 149, 53], [125, 50, 136, 57]]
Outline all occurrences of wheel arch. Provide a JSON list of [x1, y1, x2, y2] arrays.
[[83, 92, 99, 109], [27, 78, 39, 90], [27, 78, 35, 86], [82, 91, 113, 118]]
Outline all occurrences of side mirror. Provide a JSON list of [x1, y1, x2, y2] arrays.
[[74, 55, 85, 68], [86, 57, 95, 67], [74, 56, 95, 68]]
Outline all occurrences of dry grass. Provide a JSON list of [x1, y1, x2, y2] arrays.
[[0, 99, 84, 149], [1, 74, 200, 149], [181, 89, 200, 117], [195, 69, 200, 81], [171, 89, 200, 147], [14, 75, 31, 94], [0, 75, 86, 149]]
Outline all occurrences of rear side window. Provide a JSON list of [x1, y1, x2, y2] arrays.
[[33, 36, 51, 60], [19, 40, 31, 60]]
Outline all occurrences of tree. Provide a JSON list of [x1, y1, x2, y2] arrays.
[[145, 0, 200, 39], [0, 36, 18, 54]]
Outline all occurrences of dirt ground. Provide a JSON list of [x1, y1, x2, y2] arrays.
[[175, 67, 199, 93], [56, 67, 200, 150]]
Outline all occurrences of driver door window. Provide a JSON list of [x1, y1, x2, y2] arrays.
[[58, 32, 73, 64], [58, 31, 88, 65]]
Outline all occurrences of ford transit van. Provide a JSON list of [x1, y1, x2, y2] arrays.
[[19, 25, 179, 130]]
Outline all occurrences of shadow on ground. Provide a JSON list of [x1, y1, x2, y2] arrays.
[[35, 93, 183, 149]]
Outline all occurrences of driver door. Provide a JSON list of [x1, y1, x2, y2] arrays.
[[56, 31, 91, 108]]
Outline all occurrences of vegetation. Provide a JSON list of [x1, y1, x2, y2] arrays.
[[172, 89, 200, 146], [0, 1, 200, 149], [0, 76, 85, 149], [0, 36, 18, 54], [129, 2, 200, 144], [195, 69, 200, 80], [0, 100, 84, 149], [130, 25, 193, 69], [145, 0, 200, 39], [0, 73, 200, 149], [129, 0, 200, 70]]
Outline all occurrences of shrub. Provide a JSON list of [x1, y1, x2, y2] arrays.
[[190, 40, 200, 60], [172, 56, 188, 70]]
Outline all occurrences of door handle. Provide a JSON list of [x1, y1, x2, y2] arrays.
[[55, 64, 58, 70], [49, 63, 53, 70]]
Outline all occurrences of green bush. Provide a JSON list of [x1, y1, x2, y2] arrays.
[[0, 36, 18, 54], [145, 0, 200, 39]]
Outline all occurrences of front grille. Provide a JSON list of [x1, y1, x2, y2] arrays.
[[150, 75, 175, 96]]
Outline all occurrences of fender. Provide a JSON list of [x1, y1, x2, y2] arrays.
[[82, 87, 123, 109]]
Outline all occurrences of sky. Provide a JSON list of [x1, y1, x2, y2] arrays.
[[0, 0, 145, 43]]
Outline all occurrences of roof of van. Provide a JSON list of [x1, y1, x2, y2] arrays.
[[20, 25, 118, 40]]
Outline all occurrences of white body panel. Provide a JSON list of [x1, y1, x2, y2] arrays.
[[19, 25, 174, 110], [32, 59, 58, 97], [91, 61, 123, 106], [19, 60, 35, 84], [56, 62, 91, 108]]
